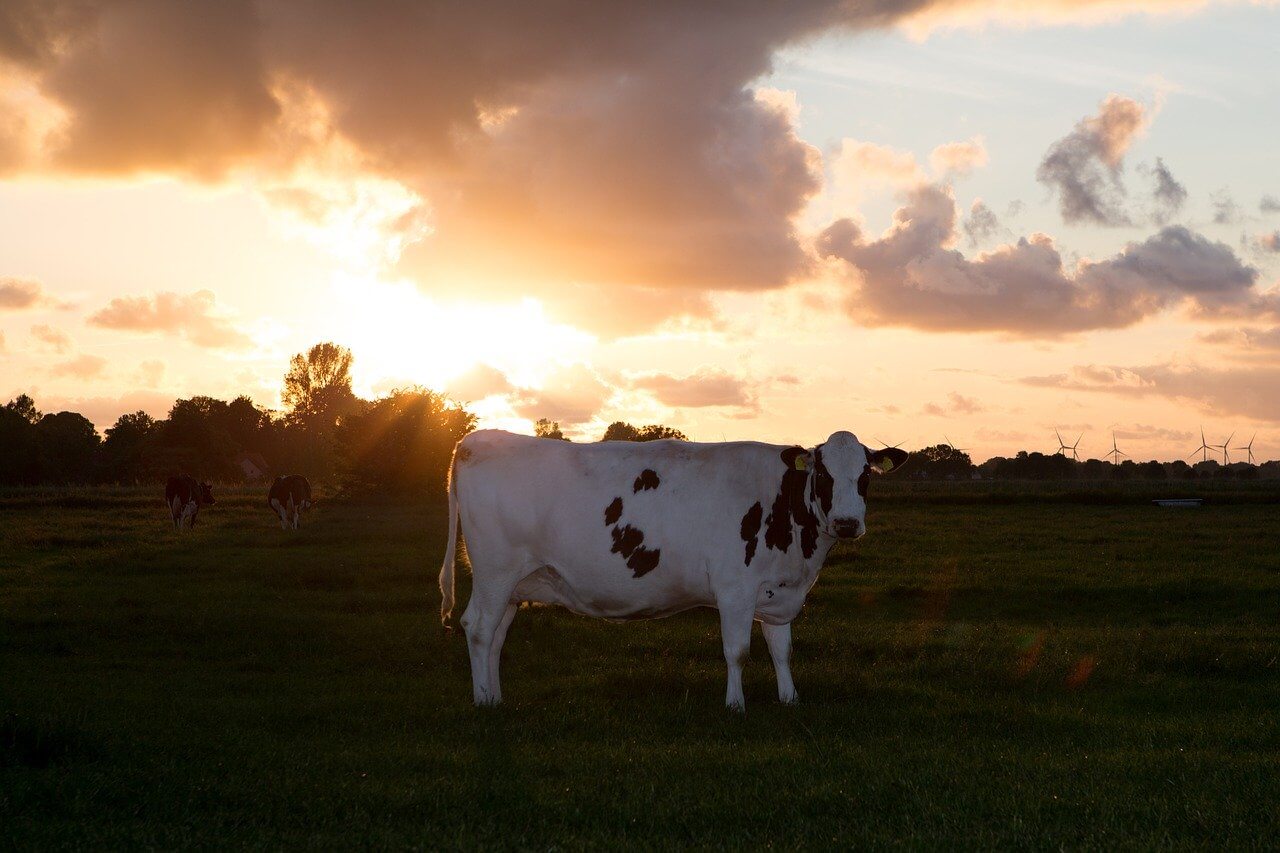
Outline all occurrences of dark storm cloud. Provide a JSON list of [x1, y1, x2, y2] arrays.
[[817, 183, 1262, 335], [1036, 94, 1146, 226]]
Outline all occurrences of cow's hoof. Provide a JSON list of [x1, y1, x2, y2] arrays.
[[778, 692, 798, 706], [725, 700, 745, 713]]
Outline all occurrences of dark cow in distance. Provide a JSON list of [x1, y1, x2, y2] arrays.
[[165, 474, 214, 530], [268, 475, 312, 529]]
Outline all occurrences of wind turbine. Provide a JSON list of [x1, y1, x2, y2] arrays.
[[873, 437, 904, 450], [1066, 433, 1082, 461], [1055, 429, 1070, 457], [1187, 427, 1212, 463], [1234, 433, 1257, 464], [1105, 432, 1128, 465], [943, 434, 969, 454], [1215, 431, 1235, 465]]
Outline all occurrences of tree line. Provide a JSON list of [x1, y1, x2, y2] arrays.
[[6, 346, 1274, 493], [0, 342, 691, 495]]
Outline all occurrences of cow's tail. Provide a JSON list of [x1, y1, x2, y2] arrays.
[[439, 443, 462, 631]]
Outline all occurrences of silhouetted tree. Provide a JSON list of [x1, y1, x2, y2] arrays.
[[35, 411, 100, 483], [282, 342, 356, 423], [338, 388, 476, 496], [281, 343, 358, 480], [4, 393, 41, 425], [534, 418, 569, 440], [0, 404, 41, 484], [1138, 460, 1167, 480], [910, 444, 975, 479], [148, 397, 241, 480], [601, 421, 688, 442], [100, 411, 157, 483]]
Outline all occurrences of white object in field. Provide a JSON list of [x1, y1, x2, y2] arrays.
[[439, 428, 907, 711], [1152, 498, 1203, 507]]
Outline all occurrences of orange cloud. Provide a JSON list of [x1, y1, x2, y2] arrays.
[[0, 276, 52, 309], [1021, 362, 1280, 421], [29, 323, 71, 353], [629, 368, 758, 410], [930, 136, 988, 178], [48, 354, 107, 380], [88, 290, 252, 349]]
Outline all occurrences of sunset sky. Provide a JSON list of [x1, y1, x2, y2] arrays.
[[2, 0, 1278, 462]]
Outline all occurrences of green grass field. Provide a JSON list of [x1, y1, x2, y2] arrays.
[[2, 487, 1278, 848]]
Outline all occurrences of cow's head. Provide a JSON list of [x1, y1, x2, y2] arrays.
[[809, 431, 907, 539], [199, 482, 215, 505]]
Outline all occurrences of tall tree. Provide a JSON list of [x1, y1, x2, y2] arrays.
[[282, 342, 356, 423], [281, 343, 360, 481], [4, 394, 41, 425]]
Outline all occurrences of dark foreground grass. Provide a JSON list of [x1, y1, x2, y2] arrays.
[[2, 488, 1278, 848]]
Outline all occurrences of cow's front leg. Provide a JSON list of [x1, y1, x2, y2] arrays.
[[487, 603, 518, 703], [761, 621, 797, 704], [718, 601, 754, 712]]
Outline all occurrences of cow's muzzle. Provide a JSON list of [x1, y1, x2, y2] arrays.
[[832, 518, 863, 539]]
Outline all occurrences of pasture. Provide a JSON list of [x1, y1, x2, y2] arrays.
[[2, 486, 1278, 848]]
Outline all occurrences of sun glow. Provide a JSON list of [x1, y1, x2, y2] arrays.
[[328, 275, 594, 401]]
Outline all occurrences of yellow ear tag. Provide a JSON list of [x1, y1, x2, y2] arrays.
[[794, 457, 808, 471], [879, 457, 894, 472]]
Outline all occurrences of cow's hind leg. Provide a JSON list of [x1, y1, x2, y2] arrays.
[[487, 603, 518, 703], [460, 574, 521, 706], [761, 621, 797, 704], [718, 596, 755, 712]]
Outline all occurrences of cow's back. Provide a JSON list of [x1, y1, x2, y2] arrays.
[[268, 475, 310, 506]]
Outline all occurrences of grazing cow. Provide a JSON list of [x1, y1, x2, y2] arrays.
[[165, 474, 214, 530], [439, 429, 908, 710], [268, 475, 312, 530]]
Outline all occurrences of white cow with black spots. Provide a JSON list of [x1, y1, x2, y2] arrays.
[[439, 429, 907, 710]]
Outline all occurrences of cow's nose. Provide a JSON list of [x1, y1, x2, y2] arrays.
[[833, 518, 862, 538]]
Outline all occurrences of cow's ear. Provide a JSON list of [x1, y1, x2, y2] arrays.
[[868, 447, 908, 474], [780, 446, 813, 472]]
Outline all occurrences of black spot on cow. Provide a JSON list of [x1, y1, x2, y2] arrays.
[[765, 446, 821, 559], [740, 501, 763, 566], [610, 523, 661, 577], [633, 469, 660, 492], [627, 547, 660, 577], [611, 524, 643, 556], [857, 465, 870, 498], [604, 497, 623, 526], [813, 445, 834, 516]]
